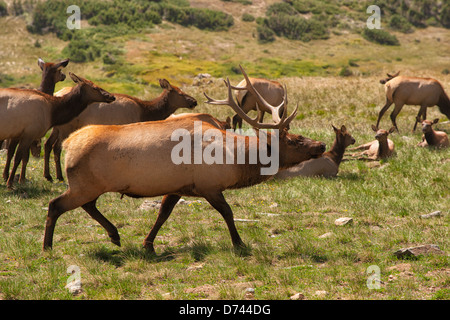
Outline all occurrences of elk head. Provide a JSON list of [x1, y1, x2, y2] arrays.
[[333, 125, 355, 148], [38, 58, 70, 84], [69, 72, 116, 103], [419, 118, 439, 134], [159, 78, 197, 109], [371, 124, 395, 141]]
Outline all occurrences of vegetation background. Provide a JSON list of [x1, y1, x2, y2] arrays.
[[0, 0, 448, 300]]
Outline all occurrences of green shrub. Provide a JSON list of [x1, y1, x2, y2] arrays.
[[0, 0, 7, 17], [265, 14, 328, 42], [389, 14, 413, 33], [441, 4, 450, 28], [242, 13, 255, 22], [362, 28, 400, 46], [256, 24, 275, 43]]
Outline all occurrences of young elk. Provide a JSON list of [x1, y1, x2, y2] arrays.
[[228, 77, 285, 131], [417, 118, 449, 148], [2, 58, 70, 183], [42, 66, 325, 251], [43, 79, 197, 182], [376, 75, 450, 132], [275, 125, 355, 178], [0, 73, 115, 188], [348, 125, 395, 160]]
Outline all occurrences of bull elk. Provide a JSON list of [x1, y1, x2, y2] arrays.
[[417, 118, 449, 148], [0, 73, 115, 188], [43, 79, 197, 182], [42, 66, 326, 251], [2, 58, 70, 181], [275, 125, 355, 178], [376, 74, 450, 132], [228, 77, 285, 131], [348, 125, 395, 160]]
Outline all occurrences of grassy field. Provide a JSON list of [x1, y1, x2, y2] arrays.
[[0, 0, 449, 301]]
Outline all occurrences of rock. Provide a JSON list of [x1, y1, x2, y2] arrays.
[[139, 200, 161, 210], [318, 232, 334, 239], [315, 290, 328, 297], [290, 293, 305, 300], [334, 217, 353, 226], [420, 211, 442, 219], [394, 244, 445, 259]]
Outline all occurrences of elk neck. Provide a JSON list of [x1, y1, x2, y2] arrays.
[[437, 91, 450, 118], [377, 138, 390, 157], [424, 129, 439, 146], [38, 73, 56, 95], [323, 138, 345, 166], [49, 85, 88, 127], [141, 90, 176, 121]]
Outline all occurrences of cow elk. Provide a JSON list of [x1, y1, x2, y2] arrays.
[[2, 58, 70, 181], [275, 125, 355, 178], [43, 79, 197, 182], [0, 72, 115, 188], [42, 66, 326, 251], [417, 118, 449, 148], [228, 76, 285, 131], [376, 75, 450, 132], [348, 125, 395, 160]]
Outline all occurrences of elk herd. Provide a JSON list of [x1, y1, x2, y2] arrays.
[[0, 58, 448, 252]]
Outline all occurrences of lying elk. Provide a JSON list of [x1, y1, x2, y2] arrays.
[[347, 125, 395, 160], [43, 65, 326, 251], [0, 73, 115, 188], [417, 118, 449, 148], [275, 125, 355, 178], [43, 79, 197, 182], [229, 77, 285, 131], [2, 58, 70, 183], [376, 74, 450, 132]]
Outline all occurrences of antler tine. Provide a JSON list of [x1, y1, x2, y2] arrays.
[[239, 65, 285, 123]]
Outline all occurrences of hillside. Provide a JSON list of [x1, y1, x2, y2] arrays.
[[0, 0, 449, 95]]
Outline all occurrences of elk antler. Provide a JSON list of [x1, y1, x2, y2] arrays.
[[204, 66, 297, 130]]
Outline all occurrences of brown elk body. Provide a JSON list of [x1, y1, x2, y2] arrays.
[[348, 125, 395, 160], [43, 66, 326, 251], [0, 73, 115, 188], [43, 79, 197, 182], [230, 77, 285, 130], [417, 118, 449, 148], [376, 75, 450, 131], [275, 125, 355, 178], [2, 58, 69, 181]]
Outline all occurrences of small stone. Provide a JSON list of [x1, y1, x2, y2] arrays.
[[319, 232, 334, 239], [315, 290, 327, 297], [420, 211, 442, 219], [394, 244, 445, 259], [334, 217, 353, 226], [290, 293, 305, 300], [246, 287, 255, 294]]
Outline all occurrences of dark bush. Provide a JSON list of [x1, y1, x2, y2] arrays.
[[389, 14, 413, 33], [362, 28, 400, 46], [256, 24, 275, 43], [0, 0, 7, 17]]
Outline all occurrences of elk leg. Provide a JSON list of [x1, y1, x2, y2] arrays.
[[43, 189, 98, 250], [389, 103, 404, 132], [18, 144, 31, 184], [53, 139, 64, 182], [204, 192, 244, 249], [376, 99, 393, 129], [143, 194, 181, 252], [3, 139, 18, 181], [6, 140, 31, 188], [413, 106, 427, 131], [43, 130, 58, 182], [82, 199, 120, 246]]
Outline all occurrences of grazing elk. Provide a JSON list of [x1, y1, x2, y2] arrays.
[[275, 125, 355, 178], [2, 58, 70, 183], [43, 79, 197, 182], [348, 125, 395, 160], [417, 118, 449, 148], [0, 73, 115, 188], [228, 77, 285, 131], [42, 66, 326, 251], [376, 75, 450, 132]]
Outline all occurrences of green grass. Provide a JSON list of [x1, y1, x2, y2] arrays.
[[0, 74, 448, 300], [0, 1, 449, 301]]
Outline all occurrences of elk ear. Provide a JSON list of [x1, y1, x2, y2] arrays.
[[388, 126, 396, 134], [159, 79, 172, 91], [332, 125, 338, 133], [371, 124, 378, 132], [69, 72, 87, 85], [55, 58, 70, 69], [433, 118, 439, 124], [341, 125, 347, 133], [38, 58, 45, 70]]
